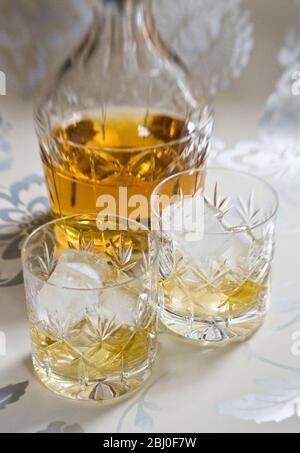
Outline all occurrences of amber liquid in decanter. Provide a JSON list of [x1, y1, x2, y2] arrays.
[[42, 109, 197, 219]]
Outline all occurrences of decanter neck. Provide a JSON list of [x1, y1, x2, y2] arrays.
[[98, 0, 152, 28], [90, 0, 171, 72], [99, 0, 148, 15], [102, 0, 144, 9]]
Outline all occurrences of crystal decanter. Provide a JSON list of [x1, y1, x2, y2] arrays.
[[36, 0, 213, 221]]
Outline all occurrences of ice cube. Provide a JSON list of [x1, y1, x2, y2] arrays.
[[162, 194, 205, 243], [203, 203, 228, 234], [163, 196, 251, 270], [162, 200, 224, 264], [59, 249, 113, 281], [182, 234, 234, 265], [97, 286, 139, 327], [36, 249, 139, 331], [36, 250, 104, 329]]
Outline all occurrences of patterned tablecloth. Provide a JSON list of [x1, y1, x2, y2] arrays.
[[0, 0, 299, 433]]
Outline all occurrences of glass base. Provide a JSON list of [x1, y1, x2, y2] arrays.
[[33, 357, 154, 402], [161, 308, 267, 346]]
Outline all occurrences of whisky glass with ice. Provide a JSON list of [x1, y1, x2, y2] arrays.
[[22, 214, 159, 401], [151, 168, 279, 345]]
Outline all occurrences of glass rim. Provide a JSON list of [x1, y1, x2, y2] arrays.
[[151, 167, 279, 235], [34, 104, 214, 154], [22, 213, 159, 292]]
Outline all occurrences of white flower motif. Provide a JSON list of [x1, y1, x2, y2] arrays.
[[154, 0, 254, 94], [210, 29, 300, 202], [0, 0, 92, 97], [0, 175, 49, 287], [219, 379, 300, 424]]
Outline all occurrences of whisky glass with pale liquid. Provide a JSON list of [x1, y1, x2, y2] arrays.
[[35, 0, 213, 223], [152, 169, 279, 345], [22, 214, 159, 401]]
